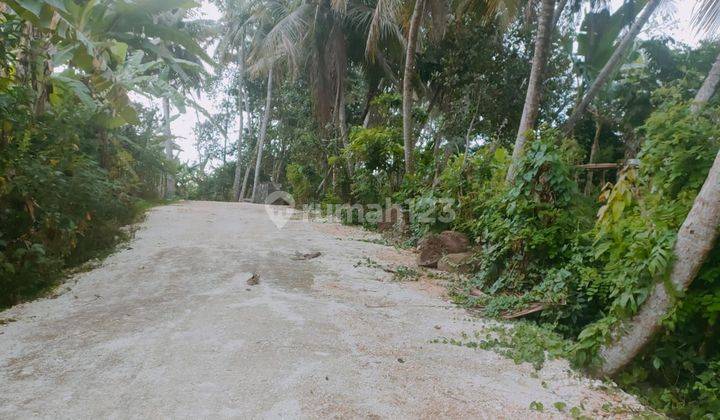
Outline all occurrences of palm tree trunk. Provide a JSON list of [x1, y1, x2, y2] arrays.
[[232, 40, 247, 201], [336, 72, 354, 177], [563, 0, 662, 136], [361, 81, 379, 128], [552, 0, 568, 31], [163, 96, 176, 199], [598, 148, 720, 376], [506, 0, 556, 183], [431, 131, 443, 187], [691, 49, 720, 112], [251, 66, 274, 203], [597, 57, 720, 376], [402, 0, 426, 176], [239, 90, 256, 201], [240, 141, 257, 201], [584, 119, 602, 194]]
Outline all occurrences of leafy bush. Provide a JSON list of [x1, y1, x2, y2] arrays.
[[286, 163, 313, 205], [463, 130, 593, 294], [0, 85, 165, 308]]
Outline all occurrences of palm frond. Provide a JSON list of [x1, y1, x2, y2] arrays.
[[249, 2, 313, 75], [456, 0, 522, 26], [365, 0, 405, 59], [331, 0, 348, 14], [693, 0, 720, 35]]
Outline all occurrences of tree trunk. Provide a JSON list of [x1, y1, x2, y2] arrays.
[[240, 141, 257, 201], [506, 0, 556, 183], [163, 96, 176, 199], [361, 81, 379, 128], [98, 129, 111, 170], [402, 0, 426, 176], [250, 66, 274, 203], [691, 49, 720, 112], [232, 40, 247, 201], [239, 91, 256, 201], [552, 0, 568, 31], [432, 130, 443, 187], [335, 67, 354, 177], [597, 54, 720, 375], [563, 0, 661, 136], [461, 98, 481, 173], [584, 119, 602, 194], [598, 148, 720, 376]]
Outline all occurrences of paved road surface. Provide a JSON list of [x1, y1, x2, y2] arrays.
[[0, 201, 643, 418]]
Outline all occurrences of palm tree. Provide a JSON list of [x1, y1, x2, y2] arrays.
[[563, 0, 663, 135], [692, 49, 720, 111], [598, 150, 720, 376], [215, 0, 256, 200], [240, 86, 257, 200], [232, 38, 248, 201], [402, 0, 427, 175], [251, 65, 274, 202], [506, 0, 556, 183], [387, 0, 522, 177], [596, 0, 720, 376]]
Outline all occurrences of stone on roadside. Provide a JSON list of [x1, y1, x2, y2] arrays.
[[437, 252, 474, 273], [377, 206, 405, 232], [417, 233, 445, 267], [438, 231, 469, 253]]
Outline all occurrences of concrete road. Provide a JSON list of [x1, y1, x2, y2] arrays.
[[0, 201, 643, 418]]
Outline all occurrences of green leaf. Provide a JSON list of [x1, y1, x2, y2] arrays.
[[51, 74, 97, 110], [108, 41, 128, 65]]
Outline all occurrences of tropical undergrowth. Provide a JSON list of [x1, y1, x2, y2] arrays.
[[439, 97, 720, 418], [0, 86, 168, 309]]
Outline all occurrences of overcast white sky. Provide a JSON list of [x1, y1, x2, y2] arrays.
[[165, 0, 709, 165]]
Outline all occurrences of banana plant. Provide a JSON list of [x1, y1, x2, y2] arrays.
[[3, 0, 211, 127]]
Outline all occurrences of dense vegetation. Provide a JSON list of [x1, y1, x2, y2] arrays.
[[0, 0, 210, 307], [4, 0, 720, 417]]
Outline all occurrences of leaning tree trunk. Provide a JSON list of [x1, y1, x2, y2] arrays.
[[162, 96, 176, 199], [552, 0, 568, 30], [506, 0, 556, 183], [597, 61, 720, 376], [598, 149, 720, 376], [250, 66, 274, 203], [691, 49, 720, 112], [402, 0, 426, 176], [239, 91, 256, 200], [232, 40, 247, 201], [563, 0, 662, 136], [338, 87, 354, 176], [584, 119, 602, 194]]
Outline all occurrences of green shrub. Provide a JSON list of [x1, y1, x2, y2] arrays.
[[0, 85, 164, 308]]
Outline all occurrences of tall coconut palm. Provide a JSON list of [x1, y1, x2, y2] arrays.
[[240, 98, 257, 200], [231, 38, 248, 201], [251, 65, 274, 202], [506, 0, 556, 183], [386, 0, 518, 177], [395, 0, 451, 176], [595, 0, 720, 376], [247, 0, 354, 181], [563, 0, 663, 135], [402, 0, 427, 175], [692, 49, 720, 112]]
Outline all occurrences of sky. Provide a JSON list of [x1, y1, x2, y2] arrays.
[[167, 0, 709, 165]]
